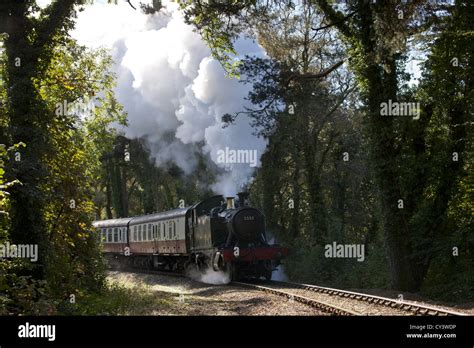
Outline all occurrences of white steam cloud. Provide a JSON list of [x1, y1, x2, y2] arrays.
[[186, 266, 231, 285], [72, 0, 267, 195]]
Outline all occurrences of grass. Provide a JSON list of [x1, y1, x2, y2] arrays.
[[58, 281, 176, 315]]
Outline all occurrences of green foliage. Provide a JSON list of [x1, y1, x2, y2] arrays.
[[179, 0, 257, 77], [234, 0, 472, 298], [96, 136, 217, 220], [1, 28, 125, 312], [56, 282, 173, 315]]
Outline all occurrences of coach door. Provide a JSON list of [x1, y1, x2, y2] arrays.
[[189, 210, 196, 250], [173, 220, 179, 253]]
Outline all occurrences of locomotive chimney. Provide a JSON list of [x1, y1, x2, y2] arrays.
[[237, 192, 249, 207], [226, 197, 235, 209]]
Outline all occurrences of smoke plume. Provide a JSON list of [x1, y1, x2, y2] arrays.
[[72, 0, 267, 195]]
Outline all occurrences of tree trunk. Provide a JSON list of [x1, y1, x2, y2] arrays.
[[4, 4, 47, 279]]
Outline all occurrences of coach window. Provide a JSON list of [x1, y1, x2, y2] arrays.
[[138, 225, 142, 241], [173, 221, 176, 239], [133, 226, 136, 242], [168, 222, 172, 240]]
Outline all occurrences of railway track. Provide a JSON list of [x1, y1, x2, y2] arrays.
[[238, 280, 467, 316], [233, 281, 359, 316], [111, 268, 467, 316]]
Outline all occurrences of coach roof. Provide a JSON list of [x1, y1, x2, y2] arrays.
[[129, 207, 192, 225], [92, 217, 133, 228]]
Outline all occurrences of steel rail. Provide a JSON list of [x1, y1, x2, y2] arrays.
[[233, 281, 360, 316], [266, 280, 467, 316]]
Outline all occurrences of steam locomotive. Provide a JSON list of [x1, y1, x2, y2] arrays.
[[92, 193, 288, 280]]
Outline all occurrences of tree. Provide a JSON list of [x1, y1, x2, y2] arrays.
[[313, 0, 472, 291], [0, 0, 82, 279], [183, 0, 472, 292], [1, 9, 127, 310]]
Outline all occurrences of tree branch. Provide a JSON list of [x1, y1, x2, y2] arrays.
[[126, 0, 137, 10], [33, 0, 79, 57], [283, 60, 345, 86], [314, 0, 354, 38], [312, 10, 358, 32]]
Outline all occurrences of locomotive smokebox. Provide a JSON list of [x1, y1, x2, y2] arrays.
[[237, 192, 250, 207], [226, 197, 235, 209]]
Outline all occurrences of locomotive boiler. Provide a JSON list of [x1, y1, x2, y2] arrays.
[[93, 193, 288, 280]]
